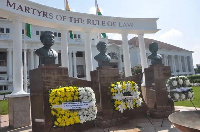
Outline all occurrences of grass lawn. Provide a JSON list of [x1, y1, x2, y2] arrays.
[[0, 100, 8, 115], [175, 87, 200, 108]]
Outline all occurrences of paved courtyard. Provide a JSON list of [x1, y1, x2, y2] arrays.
[[1, 106, 199, 132]]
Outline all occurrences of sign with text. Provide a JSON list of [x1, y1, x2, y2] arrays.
[[62, 102, 90, 110], [0, 0, 158, 33]]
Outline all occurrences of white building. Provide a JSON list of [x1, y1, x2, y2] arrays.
[[0, 17, 195, 92]]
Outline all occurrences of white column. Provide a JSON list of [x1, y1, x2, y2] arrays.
[[7, 48, 13, 82], [84, 30, 93, 81], [164, 55, 168, 66], [178, 55, 182, 72], [34, 52, 39, 68], [61, 30, 69, 68], [184, 56, 188, 72], [138, 34, 148, 86], [121, 32, 132, 77], [190, 56, 195, 73], [55, 50, 59, 64], [172, 55, 176, 73], [138, 34, 148, 71], [23, 49, 28, 92], [11, 19, 27, 95], [69, 51, 73, 77], [29, 49, 34, 70], [73, 51, 77, 78], [119, 48, 123, 73]]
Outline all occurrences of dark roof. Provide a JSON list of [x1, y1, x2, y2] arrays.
[[0, 17, 6, 19], [108, 37, 191, 52]]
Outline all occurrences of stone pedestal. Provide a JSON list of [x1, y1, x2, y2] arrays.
[[91, 67, 120, 112], [143, 65, 174, 118], [8, 95, 31, 128], [90, 67, 129, 127], [29, 65, 72, 132]]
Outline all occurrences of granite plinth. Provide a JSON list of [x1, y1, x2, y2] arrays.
[[29, 65, 72, 132], [8, 96, 31, 128], [144, 65, 174, 118]]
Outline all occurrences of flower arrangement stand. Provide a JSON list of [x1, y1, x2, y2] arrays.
[[29, 64, 73, 132], [90, 67, 130, 127], [144, 64, 174, 118]]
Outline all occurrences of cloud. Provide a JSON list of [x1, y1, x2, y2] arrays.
[[159, 29, 183, 41], [192, 45, 200, 66], [70, 9, 75, 12], [89, 6, 103, 14], [107, 33, 122, 40]]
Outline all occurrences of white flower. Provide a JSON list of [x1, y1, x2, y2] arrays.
[[126, 100, 133, 109], [167, 87, 170, 92], [136, 98, 143, 106], [117, 102, 126, 113], [168, 95, 171, 99], [174, 93, 179, 100], [178, 79, 183, 85], [180, 94, 185, 100], [185, 80, 190, 86], [113, 93, 123, 100], [172, 81, 178, 86], [131, 91, 141, 99], [188, 91, 193, 98]]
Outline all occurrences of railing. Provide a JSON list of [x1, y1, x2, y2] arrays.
[[0, 75, 7, 82], [0, 33, 10, 40]]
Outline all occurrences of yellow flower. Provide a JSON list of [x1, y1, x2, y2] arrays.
[[111, 88, 115, 93], [57, 117, 62, 123], [111, 84, 115, 87]]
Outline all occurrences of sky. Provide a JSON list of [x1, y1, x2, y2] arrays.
[[29, 0, 200, 67]]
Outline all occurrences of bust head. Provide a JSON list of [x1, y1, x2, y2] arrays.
[[148, 42, 162, 65], [40, 31, 55, 48], [96, 41, 107, 54], [149, 42, 158, 54], [94, 41, 110, 67], [35, 31, 57, 65]]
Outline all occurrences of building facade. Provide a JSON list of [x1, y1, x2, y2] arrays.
[[0, 18, 195, 92]]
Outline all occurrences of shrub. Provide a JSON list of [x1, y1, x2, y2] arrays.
[[131, 65, 142, 75], [187, 75, 200, 83]]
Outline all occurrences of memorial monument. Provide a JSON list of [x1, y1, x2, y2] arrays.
[[35, 31, 58, 65], [143, 42, 174, 118], [94, 41, 111, 67], [147, 42, 162, 65]]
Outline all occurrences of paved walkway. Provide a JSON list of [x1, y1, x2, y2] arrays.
[[0, 106, 199, 132]]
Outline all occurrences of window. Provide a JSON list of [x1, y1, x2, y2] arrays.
[[6, 28, 10, 33], [74, 34, 77, 38], [78, 34, 81, 38], [22, 29, 24, 34], [36, 31, 39, 35], [0, 28, 4, 33], [0, 52, 7, 66], [76, 52, 83, 57], [54, 32, 57, 37], [58, 33, 61, 37], [0, 86, 8, 91], [0, 86, 3, 90]]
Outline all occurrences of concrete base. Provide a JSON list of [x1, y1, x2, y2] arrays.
[[8, 96, 31, 128]]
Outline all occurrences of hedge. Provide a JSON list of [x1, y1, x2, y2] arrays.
[[187, 75, 200, 83]]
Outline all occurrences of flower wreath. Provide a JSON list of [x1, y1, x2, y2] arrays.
[[166, 76, 194, 102], [49, 86, 97, 127], [110, 81, 143, 113]]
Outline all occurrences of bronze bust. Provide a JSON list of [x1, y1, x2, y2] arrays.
[[94, 41, 111, 67], [35, 31, 58, 65], [148, 42, 162, 65]]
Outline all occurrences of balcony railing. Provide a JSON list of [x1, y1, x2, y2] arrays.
[[0, 75, 7, 82], [0, 33, 10, 40]]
